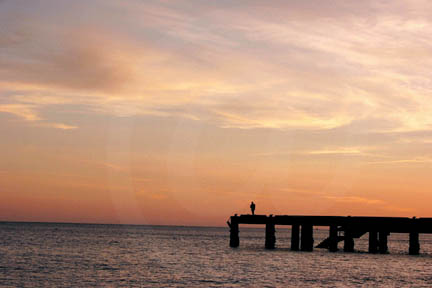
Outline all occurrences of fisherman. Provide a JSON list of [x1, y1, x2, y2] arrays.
[[250, 201, 256, 215]]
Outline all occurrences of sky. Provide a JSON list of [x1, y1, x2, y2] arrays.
[[1, 0, 432, 226]]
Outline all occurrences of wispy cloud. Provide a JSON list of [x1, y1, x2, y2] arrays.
[[252, 146, 383, 159], [0, 103, 77, 129], [0, 104, 40, 121], [367, 157, 432, 165], [324, 195, 415, 213], [39, 122, 78, 130], [307, 148, 365, 155], [1, 0, 432, 135], [325, 195, 385, 205]]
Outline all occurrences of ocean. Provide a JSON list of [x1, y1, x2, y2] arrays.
[[1, 222, 432, 287]]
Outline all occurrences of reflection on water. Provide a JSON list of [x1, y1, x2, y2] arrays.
[[1, 222, 432, 287]]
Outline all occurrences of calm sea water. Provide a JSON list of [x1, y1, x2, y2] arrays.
[[1, 222, 432, 287]]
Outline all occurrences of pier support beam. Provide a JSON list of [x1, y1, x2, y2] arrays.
[[409, 232, 420, 255], [300, 224, 313, 251], [291, 224, 300, 251], [329, 225, 338, 252], [378, 231, 388, 254], [344, 229, 354, 252], [368, 231, 378, 253], [265, 221, 276, 249], [229, 217, 239, 248]]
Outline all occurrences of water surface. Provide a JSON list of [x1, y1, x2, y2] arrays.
[[1, 222, 432, 287]]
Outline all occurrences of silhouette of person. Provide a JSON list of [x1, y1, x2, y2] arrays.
[[250, 201, 255, 215]]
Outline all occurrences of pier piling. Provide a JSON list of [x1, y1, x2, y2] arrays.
[[229, 216, 239, 248], [344, 228, 355, 252], [300, 224, 314, 251], [368, 231, 378, 253], [409, 232, 420, 255], [291, 224, 300, 251], [328, 225, 338, 252], [378, 231, 388, 254], [265, 219, 276, 249]]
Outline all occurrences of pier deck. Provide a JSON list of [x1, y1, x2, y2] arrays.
[[227, 214, 432, 255]]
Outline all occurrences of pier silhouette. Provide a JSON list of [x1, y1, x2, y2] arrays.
[[227, 214, 432, 255]]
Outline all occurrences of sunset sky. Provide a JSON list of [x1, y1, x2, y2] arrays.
[[1, 0, 432, 226]]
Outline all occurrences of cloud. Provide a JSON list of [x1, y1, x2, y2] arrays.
[[324, 195, 415, 213], [307, 147, 371, 156], [43, 123, 77, 130], [325, 195, 384, 205], [1, 0, 432, 134], [0, 102, 77, 130], [0, 29, 134, 93], [0, 104, 40, 121], [367, 157, 432, 165]]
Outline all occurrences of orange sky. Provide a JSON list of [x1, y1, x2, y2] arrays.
[[1, 0, 432, 226]]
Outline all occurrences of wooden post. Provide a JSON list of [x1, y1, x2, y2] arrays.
[[229, 216, 239, 248], [409, 217, 419, 255], [344, 228, 354, 252], [300, 224, 313, 251], [265, 218, 276, 249], [368, 231, 378, 253], [291, 224, 300, 251], [329, 225, 338, 252], [378, 231, 388, 254], [409, 232, 420, 255]]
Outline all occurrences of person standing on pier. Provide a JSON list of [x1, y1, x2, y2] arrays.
[[250, 201, 255, 215]]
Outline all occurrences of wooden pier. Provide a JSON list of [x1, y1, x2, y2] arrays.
[[227, 214, 432, 255]]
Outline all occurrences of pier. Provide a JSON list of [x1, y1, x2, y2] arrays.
[[227, 215, 432, 255]]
